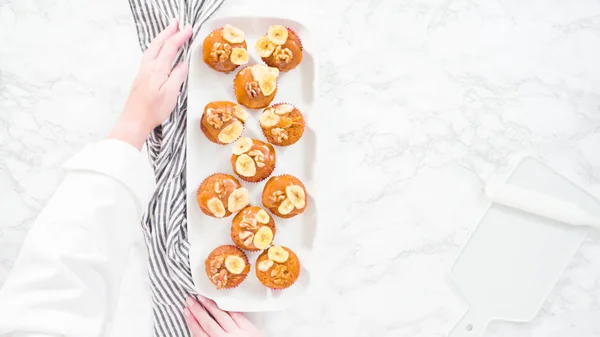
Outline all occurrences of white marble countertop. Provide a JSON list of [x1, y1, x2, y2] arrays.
[[2, 0, 600, 336]]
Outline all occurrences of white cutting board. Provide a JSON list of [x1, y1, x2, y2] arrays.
[[448, 158, 600, 337]]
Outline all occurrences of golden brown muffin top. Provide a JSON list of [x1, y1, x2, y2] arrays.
[[203, 25, 249, 73], [201, 101, 248, 144], [234, 65, 279, 109], [259, 103, 304, 146], [231, 206, 276, 251], [197, 173, 249, 218], [255, 245, 300, 289], [230, 137, 276, 180], [205, 245, 250, 289], [262, 175, 307, 218], [255, 25, 303, 72]]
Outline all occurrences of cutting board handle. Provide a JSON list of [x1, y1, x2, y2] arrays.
[[447, 307, 490, 337]]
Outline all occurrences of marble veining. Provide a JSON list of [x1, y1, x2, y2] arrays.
[[2, 0, 600, 336]]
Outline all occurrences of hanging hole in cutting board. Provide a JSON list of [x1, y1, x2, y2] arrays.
[[465, 324, 473, 332]]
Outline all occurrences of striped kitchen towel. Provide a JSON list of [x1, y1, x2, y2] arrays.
[[127, 0, 224, 336]]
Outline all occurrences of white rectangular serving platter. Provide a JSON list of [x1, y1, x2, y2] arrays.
[[186, 16, 317, 312]]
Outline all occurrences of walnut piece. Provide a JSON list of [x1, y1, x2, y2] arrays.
[[271, 128, 289, 143], [206, 110, 223, 129], [221, 109, 233, 122], [270, 264, 290, 285], [244, 81, 261, 98], [213, 181, 227, 199], [273, 45, 293, 64], [239, 217, 258, 230], [243, 235, 254, 247], [206, 107, 237, 130], [248, 149, 265, 168], [239, 231, 253, 240], [269, 190, 286, 203], [210, 42, 232, 63], [211, 269, 228, 289], [209, 255, 225, 274]]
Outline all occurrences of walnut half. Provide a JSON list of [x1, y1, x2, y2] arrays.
[[269, 190, 286, 203], [214, 181, 227, 199], [211, 269, 228, 289], [239, 217, 258, 230], [206, 110, 223, 129], [221, 109, 233, 122], [206, 107, 235, 130], [209, 255, 225, 274], [245, 81, 261, 98], [271, 128, 289, 143], [270, 264, 291, 285], [248, 149, 265, 168], [273, 46, 293, 64], [239, 230, 254, 246], [210, 42, 232, 63]]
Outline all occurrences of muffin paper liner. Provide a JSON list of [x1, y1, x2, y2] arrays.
[[287, 27, 303, 51]]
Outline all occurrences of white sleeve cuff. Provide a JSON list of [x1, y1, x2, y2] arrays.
[[63, 139, 156, 213]]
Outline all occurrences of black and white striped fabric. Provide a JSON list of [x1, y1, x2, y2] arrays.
[[127, 1, 224, 336]]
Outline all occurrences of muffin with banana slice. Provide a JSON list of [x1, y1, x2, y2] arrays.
[[255, 25, 303, 72], [256, 245, 300, 289], [231, 137, 276, 183], [259, 103, 305, 146], [231, 206, 276, 251], [201, 101, 248, 145], [197, 173, 250, 218], [205, 245, 250, 289], [203, 24, 249, 73], [233, 64, 279, 109], [262, 174, 307, 218]]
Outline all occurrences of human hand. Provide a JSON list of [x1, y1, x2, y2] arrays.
[[110, 19, 193, 150], [184, 295, 263, 337]]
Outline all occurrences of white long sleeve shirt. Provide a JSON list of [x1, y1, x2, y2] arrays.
[[0, 140, 156, 337]]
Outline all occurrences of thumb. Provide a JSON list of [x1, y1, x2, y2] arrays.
[[163, 61, 189, 95]]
